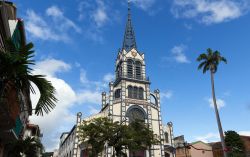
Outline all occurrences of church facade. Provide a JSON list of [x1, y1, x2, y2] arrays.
[[58, 5, 174, 157]]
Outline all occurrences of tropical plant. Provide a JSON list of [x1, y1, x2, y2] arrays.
[[78, 117, 113, 157], [225, 130, 245, 157], [7, 136, 44, 157], [0, 40, 57, 115], [78, 118, 159, 157], [128, 120, 159, 152], [197, 48, 227, 157]]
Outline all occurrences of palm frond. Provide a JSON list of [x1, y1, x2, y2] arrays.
[[220, 56, 227, 64], [196, 53, 208, 61], [197, 48, 227, 74], [207, 48, 213, 55], [28, 75, 57, 116], [198, 61, 207, 70], [203, 64, 210, 74]]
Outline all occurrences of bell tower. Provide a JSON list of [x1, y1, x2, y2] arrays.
[[102, 1, 165, 157]]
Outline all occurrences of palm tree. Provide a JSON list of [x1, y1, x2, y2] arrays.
[[0, 40, 57, 116], [197, 48, 228, 157], [7, 136, 44, 157]]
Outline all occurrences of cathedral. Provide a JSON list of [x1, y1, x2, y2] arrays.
[[58, 4, 175, 157]]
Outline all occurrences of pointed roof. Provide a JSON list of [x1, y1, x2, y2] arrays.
[[122, 1, 137, 52]]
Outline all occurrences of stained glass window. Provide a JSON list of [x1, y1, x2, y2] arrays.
[[128, 108, 145, 122]]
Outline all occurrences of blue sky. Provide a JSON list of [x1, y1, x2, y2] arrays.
[[10, 0, 250, 151]]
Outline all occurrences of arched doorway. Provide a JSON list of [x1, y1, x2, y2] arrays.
[[165, 152, 170, 157], [130, 150, 146, 157]]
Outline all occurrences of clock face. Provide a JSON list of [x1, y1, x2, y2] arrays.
[[128, 108, 145, 122], [131, 50, 137, 57]]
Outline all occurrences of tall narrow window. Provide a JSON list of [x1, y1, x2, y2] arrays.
[[116, 65, 120, 78], [139, 87, 144, 100], [114, 89, 121, 99], [133, 86, 138, 99], [127, 59, 133, 78], [135, 61, 142, 80], [128, 86, 133, 98], [165, 132, 169, 143], [116, 64, 122, 78]]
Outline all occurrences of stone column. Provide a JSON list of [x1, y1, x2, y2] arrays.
[[154, 90, 165, 157], [74, 112, 82, 157], [102, 92, 106, 109]]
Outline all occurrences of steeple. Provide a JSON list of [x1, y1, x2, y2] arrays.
[[122, 0, 137, 52]]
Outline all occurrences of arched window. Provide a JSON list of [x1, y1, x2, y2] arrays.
[[116, 65, 121, 78], [139, 88, 144, 100], [126, 105, 147, 123], [135, 61, 142, 80], [114, 89, 121, 99], [133, 86, 138, 99], [165, 132, 169, 143], [150, 94, 158, 106], [127, 59, 133, 78], [128, 86, 133, 98], [127, 107, 145, 122]]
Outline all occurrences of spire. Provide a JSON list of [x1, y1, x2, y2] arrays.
[[122, 0, 137, 52]]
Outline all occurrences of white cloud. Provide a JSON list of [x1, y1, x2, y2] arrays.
[[80, 69, 89, 84], [46, 6, 81, 33], [25, 10, 68, 41], [171, 45, 190, 63], [194, 131, 250, 143], [239, 131, 250, 136], [30, 58, 112, 151], [76, 90, 101, 105], [161, 91, 173, 99], [103, 73, 114, 82], [88, 106, 100, 115], [184, 23, 193, 30], [33, 58, 71, 77], [194, 132, 220, 143], [30, 59, 77, 151], [92, 0, 108, 27], [171, 0, 250, 25], [131, 0, 156, 11], [25, 6, 81, 42], [46, 6, 63, 17], [77, 0, 121, 42], [208, 98, 226, 109]]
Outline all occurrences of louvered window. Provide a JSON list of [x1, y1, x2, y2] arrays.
[[127, 59, 133, 78], [128, 86, 133, 98], [139, 88, 144, 100], [135, 61, 142, 80]]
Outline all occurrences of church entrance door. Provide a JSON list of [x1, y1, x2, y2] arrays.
[[130, 150, 145, 157]]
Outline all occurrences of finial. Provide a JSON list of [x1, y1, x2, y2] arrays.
[[128, 0, 131, 15], [128, 0, 131, 10]]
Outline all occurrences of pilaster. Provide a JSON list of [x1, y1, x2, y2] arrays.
[[154, 90, 165, 157], [74, 112, 82, 157], [102, 92, 106, 109], [109, 82, 114, 120]]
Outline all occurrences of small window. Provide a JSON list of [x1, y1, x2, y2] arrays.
[[114, 89, 121, 99], [128, 86, 133, 98], [135, 61, 142, 80], [165, 132, 169, 143], [127, 59, 133, 78], [133, 87, 138, 99], [116, 65, 122, 78], [139, 88, 144, 100]]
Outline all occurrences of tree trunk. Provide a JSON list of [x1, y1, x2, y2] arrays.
[[210, 70, 228, 157]]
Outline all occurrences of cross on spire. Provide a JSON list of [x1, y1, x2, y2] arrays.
[[122, 0, 137, 52]]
